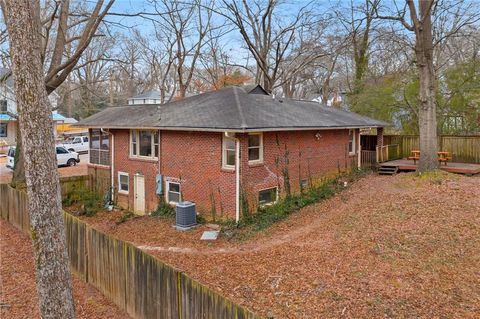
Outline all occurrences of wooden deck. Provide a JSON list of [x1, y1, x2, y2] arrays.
[[380, 159, 480, 175]]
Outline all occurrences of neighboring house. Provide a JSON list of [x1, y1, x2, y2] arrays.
[[0, 68, 64, 145], [127, 90, 197, 105], [77, 85, 386, 220], [127, 90, 162, 105]]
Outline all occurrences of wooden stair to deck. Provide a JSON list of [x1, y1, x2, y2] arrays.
[[378, 165, 399, 175]]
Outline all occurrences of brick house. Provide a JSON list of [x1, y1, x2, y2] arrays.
[[77, 85, 386, 221]]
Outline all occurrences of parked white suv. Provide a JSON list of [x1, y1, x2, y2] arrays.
[[6, 146, 80, 169], [61, 135, 89, 153]]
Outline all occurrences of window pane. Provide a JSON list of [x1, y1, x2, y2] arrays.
[[225, 138, 235, 150], [248, 134, 260, 147], [132, 142, 137, 155], [259, 188, 277, 205], [131, 131, 137, 143], [227, 150, 235, 166], [155, 144, 159, 157], [139, 131, 152, 156], [56, 146, 68, 154], [101, 135, 109, 150], [168, 191, 180, 203], [84, 137, 89, 142], [248, 148, 260, 161], [153, 131, 159, 144], [169, 183, 180, 193], [119, 175, 129, 191], [91, 134, 100, 149]]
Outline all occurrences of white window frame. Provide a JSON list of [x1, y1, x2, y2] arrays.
[[166, 181, 181, 204], [118, 172, 129, 194], [222, 135, 236, 169], [248, 133, 263, 164], [130, 130, 159, 160], [348, 129, 356, 155], [258, 186, 278, 206]]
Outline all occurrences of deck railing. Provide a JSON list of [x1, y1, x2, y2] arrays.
[[376, 144, 400, 163], [360, 150, 377, 168]]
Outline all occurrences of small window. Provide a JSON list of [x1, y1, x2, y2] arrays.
[[0, 123, 7, 137], [73, 137, 81, 144], [222, 136, 236, 169], [248, 133, 263, 163], [167, 182, 181, 204], [348, 129, 356, 155], [258, 187, 278, 206], [118, 172, 129, 194], [84, 136, 89, 142]]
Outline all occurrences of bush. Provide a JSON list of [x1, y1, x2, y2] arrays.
[[151, 201, 175, 218], [62, 188, 102, 217]]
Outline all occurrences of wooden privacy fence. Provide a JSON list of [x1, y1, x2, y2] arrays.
[[386, 135, 480, 163], [0, 183, 257, 319]]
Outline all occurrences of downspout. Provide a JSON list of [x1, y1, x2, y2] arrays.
[[235, 136, 240, 223], [225, 131, 241, 223]]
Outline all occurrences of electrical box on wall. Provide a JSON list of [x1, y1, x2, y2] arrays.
[[156, 175, 163, 194]]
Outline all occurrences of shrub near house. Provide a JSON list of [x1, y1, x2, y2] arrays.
[[76, 85, 386, 221]]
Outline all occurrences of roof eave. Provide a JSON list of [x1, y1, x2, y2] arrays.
[[72, 124, 386, 132]]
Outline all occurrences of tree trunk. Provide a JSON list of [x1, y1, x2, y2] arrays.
[[1, 1, 76, 318], [11, 128, 25, 187], [415, 1, 438, 172]]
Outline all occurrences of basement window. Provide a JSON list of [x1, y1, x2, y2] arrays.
[[258, 187, 278, 206], [118, 172, 129, 194], [167, 182, 181, 204], [348, 129, 356, 155]]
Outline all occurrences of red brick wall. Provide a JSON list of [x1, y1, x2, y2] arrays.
[[159, 131, 236, 219], [111, 128, 359, 219], [238, 129, 357, 212], [111, 130, 236, 217]]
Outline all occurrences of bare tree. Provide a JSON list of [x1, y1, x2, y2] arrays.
[[7, 0, 114, 184], [222, 0, 314, 93], [0, 0, 76, 317], [151, 0, 214, 99]]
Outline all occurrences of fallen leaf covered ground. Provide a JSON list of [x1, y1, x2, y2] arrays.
[[78, 172, 480, 318], [0, 220, 130, 319]]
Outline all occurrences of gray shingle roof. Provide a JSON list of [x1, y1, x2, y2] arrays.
[[77, 85, 388, 131]]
